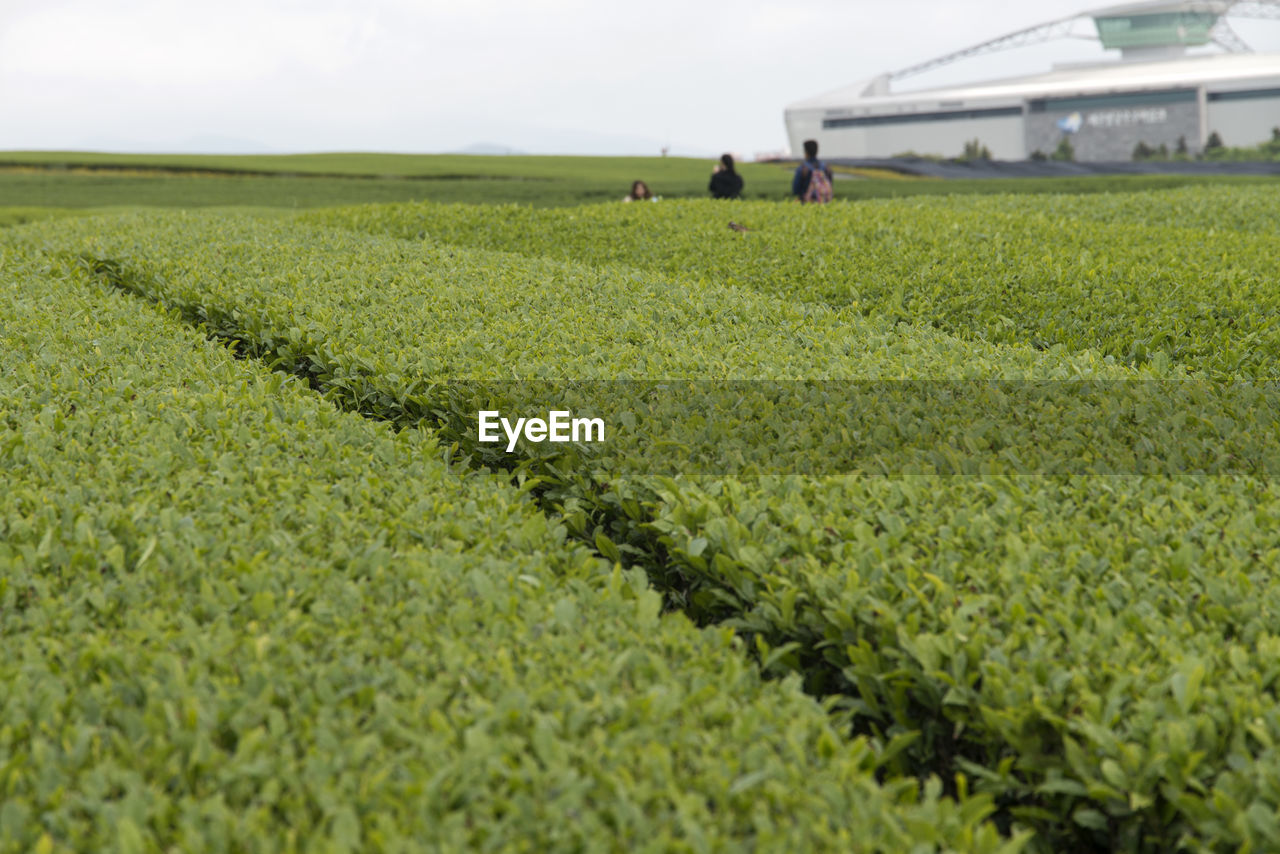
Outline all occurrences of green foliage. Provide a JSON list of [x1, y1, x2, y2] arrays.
[[3, 151, 1275, 211], [1130, 140, 1186, 162], [0, 207, 84, 228], [0, 150, 743, 180], [1199, 128, 1280, 162], [1050, 137, 1074, 162], [0, 244, 1013, 852], [0, 154, 795, 208], [18, 201, 1280, 849], [645, 473, 1280, 851], [960, 140, 992, 161], [40, 214, 1280, 480], [305, 188, 1280, 378], [10, 183, 1280, 852]]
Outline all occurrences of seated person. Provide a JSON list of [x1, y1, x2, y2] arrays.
[[709, 154, 744, 199]]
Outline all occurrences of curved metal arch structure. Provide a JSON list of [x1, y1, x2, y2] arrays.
[[888, 14, 1098, 83], [886, 0, 1280, 86]]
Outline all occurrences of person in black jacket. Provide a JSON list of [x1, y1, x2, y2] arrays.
[[709, 154, 744, 199]]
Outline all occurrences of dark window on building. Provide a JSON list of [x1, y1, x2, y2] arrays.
[[823, 106, 1022, 129], [1028, 88, 1197, 113], [1208, 88, 1280, 102]]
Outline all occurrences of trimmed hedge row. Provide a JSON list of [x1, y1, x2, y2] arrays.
[[304, 189, 1280, 378], [56, 214, 1276, 481], [935, 184, 1280, 235], [42, 212, 1118, 381], [35, 212, 1280, 482], [20, 210, 1280, 850], [645, 473, 1280, 851], [0, 245, 1013, 852]]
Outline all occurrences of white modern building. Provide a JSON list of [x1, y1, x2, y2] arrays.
[[785, 1, 1280, 161]]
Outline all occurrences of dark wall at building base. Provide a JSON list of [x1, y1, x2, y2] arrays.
[[825, 157, 1280, 179]]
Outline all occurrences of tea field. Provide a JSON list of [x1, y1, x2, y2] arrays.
[[4, 177, 1280, 852], [2, 151, 1275, 209]]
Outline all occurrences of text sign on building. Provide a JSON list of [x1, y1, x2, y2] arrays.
[[1086, 108, 1169, 128], [1027, 89, 1200, 161]]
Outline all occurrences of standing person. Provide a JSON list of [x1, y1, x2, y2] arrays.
[[792, 139, 833, 204], [623, 180, 656, 202], [709, 154, 744, 199]]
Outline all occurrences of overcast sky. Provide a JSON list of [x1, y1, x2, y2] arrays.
[[2, 0, 1277, 157]]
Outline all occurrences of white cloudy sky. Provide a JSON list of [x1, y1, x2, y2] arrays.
[[1, 0, 1277, 156]]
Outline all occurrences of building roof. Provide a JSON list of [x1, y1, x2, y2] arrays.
[[787, 52, 1280, 113], [1088, 0, 1234, 15]]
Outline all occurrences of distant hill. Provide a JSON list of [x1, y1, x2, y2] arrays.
[[454, 142, 528, 155]]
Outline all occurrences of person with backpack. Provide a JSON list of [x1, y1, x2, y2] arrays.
[[709, 153, 744, 199], [792, 139, 833, 204]]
